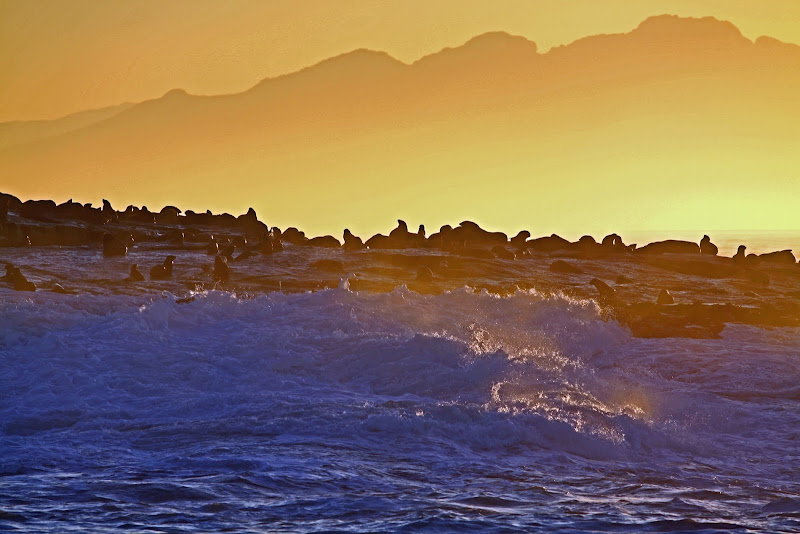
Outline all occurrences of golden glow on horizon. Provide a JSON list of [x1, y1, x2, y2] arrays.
[[1, 2, 799, 238], [1, 0, 800, 121]]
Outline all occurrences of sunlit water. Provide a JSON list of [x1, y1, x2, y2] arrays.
[[2, 283, 799, 532]]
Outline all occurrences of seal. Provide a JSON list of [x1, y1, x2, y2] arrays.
[[3, 264, 36, 291], [700, 235, 718, 256], [150, 255, 176, 280], [589, 278, 616, 304], [129, 264, 145, 281], [213, 254, 230, 282], [343, 229, 365, 251]]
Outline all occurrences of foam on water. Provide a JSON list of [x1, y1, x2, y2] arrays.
[[1, 285, 799, 531]]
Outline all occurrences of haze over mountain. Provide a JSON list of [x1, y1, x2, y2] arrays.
[[2, 15, 799, 237]]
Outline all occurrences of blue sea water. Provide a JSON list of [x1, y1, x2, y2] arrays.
[[1, 286, 800, 532]]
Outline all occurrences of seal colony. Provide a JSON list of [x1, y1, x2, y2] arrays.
[[2, 192, 799, 339]]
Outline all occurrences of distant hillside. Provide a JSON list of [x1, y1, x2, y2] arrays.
[[2, 15, 798, 236]]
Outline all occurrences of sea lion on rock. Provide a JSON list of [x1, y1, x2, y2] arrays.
[[129, 264, 145, 281], [102, 233, 127, 257], [102, 199, 118, 223], [448, 221, 507, 248], [383, 220, 425, 248], [700, 235, 718, 256], [733, 245, 747, 263], [150, 255, 176, 280], [343, 229, 365, 251], [657, 289, 675, 305], [510, 231, 530, 250], [4, 265, 36, 291]]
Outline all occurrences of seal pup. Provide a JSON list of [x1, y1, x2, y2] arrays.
[[129, 264, 145, 281], [150, 255, 176, 280]]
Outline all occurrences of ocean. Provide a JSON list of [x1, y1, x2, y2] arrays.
[[2, 279, 800, 532]]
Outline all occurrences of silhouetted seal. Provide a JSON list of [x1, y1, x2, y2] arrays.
[[213, 255, 230, 282], [4, 264, 36, 291], [129, 264, 145, 281], [150, 255, 176, 280], [343, 229, 365, 251], [733, 245, 747, 263], [102, 199, 118, 223], [700, 235, 718, 256], [510, 231, 530, 249], [589, 278, 616, 304]]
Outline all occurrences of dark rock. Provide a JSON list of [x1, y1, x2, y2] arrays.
[[657, 289, 674, 305], [527, 234, 570, 252], [550, 260, 583, 274], [492, 246, 516, 260], [307, 235, 341, 248], [758, 250, 796, 265], [102, 233, 127, 257]]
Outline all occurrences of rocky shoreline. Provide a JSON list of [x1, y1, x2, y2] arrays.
[[2, 192, 799, 339]]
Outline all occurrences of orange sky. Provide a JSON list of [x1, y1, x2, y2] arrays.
[[2, 0, 800, 122]]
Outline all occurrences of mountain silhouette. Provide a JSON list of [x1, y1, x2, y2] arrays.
[[1, 15, 798, 236]]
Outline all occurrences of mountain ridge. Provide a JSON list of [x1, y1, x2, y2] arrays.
[[1, 14, 798, 237]]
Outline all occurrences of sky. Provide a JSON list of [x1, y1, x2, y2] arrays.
[[2, 0, 800, 122]]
